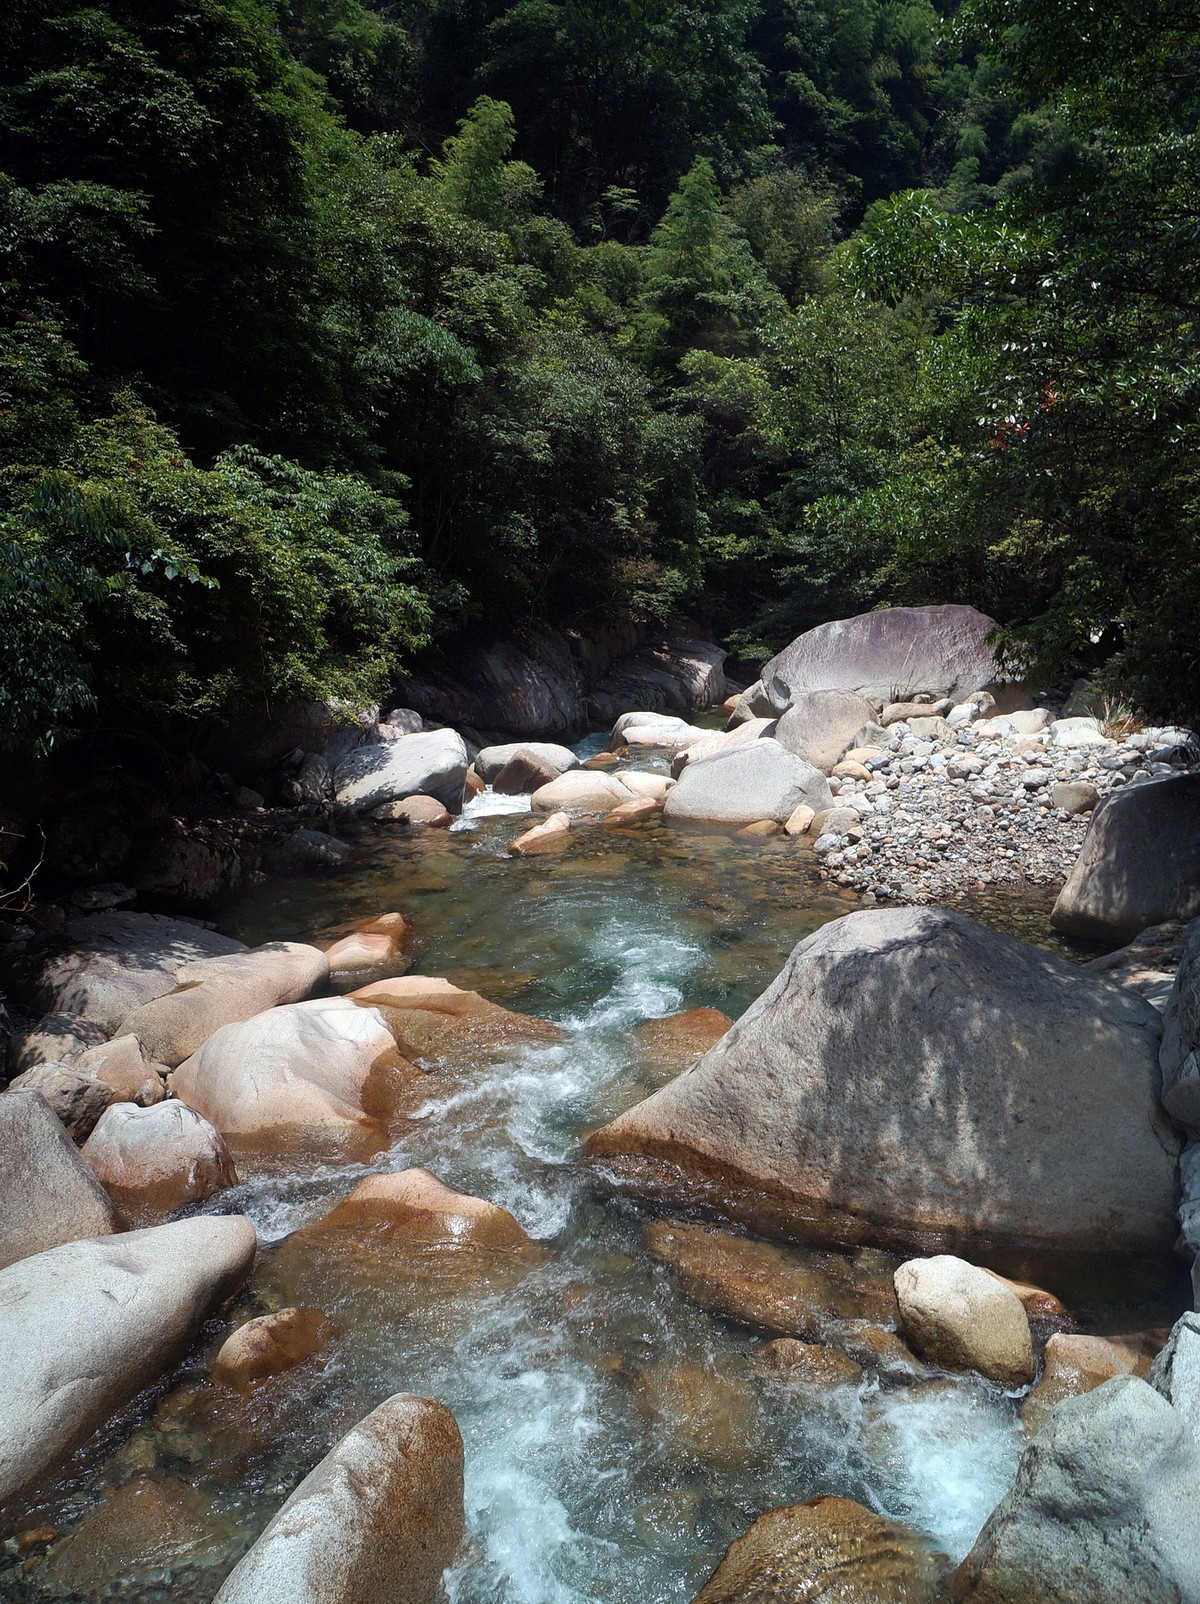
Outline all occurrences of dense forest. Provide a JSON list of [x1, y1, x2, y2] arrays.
[[2, 0, 1197, 770]]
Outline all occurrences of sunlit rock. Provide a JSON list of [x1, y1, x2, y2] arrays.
[[83, 1100, 238, 1224], [212, 1307, 333, 1394], [894, 1256, 1033, 1388]]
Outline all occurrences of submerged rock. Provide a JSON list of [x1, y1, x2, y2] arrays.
[[371, 794, 453, 827], [587, 908, 1177, 1270], [894, 1256, 1033, 1388], [754, 1338, 863, 1388], [82, 1100, 238, 1224], [633, 1007, 733, 1077], [0, 1091, 117, 1270], [212, 1307, 333, 1393], [349, 976, 562, 1068], [1051, 774, 1200, 944], [315, 1167, 532, 1249], [954, 1377, 1200, 1603], [321, 913, 413, 990], [662, 739, 833, 827], [693, 1496, 947, 1604], [212, 1393, 464, 1604], [0, 1215, 256, 1514]]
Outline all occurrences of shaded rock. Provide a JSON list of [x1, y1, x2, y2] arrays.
[[6, 1059, 115, 1140], [211, 1394, 464, 1604], [493, 749, 566, 793], [775, 689, 880, 771], [172, 998, 416, 1157], [633, 1008, 733, 1077], [0, 1215, 256, 1513], [20, 912, 245, 1035], [322, 913, 412, 990], [265, 828, 353, 872], [212, 1308, 333, 1393], [475, 741, 577, 784], [894, 1256, 1033, 1387], [295, 752, 333, 802], [132, 820, 243, 905], [334, 728, 469, 813], [760, 605, 1001, 713], [1051, 775, 1200, 943], [1156, 920, 1200, 1129], [978, 1270, 1072, 1335], [531, 770, 633, 815], [349, 976, 562, 1068], [0, 1091, 117, 1270], [1021, 1333, 1139, 1431], [754, 1338, 863, 1388], [371, 795, 452, 827], [118, 941, 329, 1069], [726, 680, 776, 727], [1149, 1311, 1200, 1445], [586, 908, 1176, 1270], [589, 640, 727, 725], [663, 739, 833, 828], [1085, 919, 1186, 1013], [6, 1011, 106, 1076], [82, 1101, 238, 1224], [74, 1034, 167, 1105], [694, 1496, 947, 1604], [509, 812, 573, 854], [954, 1377, 1200, 1604]]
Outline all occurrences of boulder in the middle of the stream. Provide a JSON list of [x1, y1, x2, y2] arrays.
[[586, 907, 1178, 1273]]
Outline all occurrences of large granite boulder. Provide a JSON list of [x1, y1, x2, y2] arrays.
[[82, 1100, 238, 1224], [0, 1215, 256, 1513], [954, 1377, 1200, 1602], [531, 770, 635, 815], [1051, 775, 1200, 944], [586, 908, 1177, 1270], [17, 912, 246, 1035], [0, 1091, 118, 1269], [172, 997, 416, 1157], [212, 1394, 464, 1604], [774, 689, 880, 772], [662, 739, 833, 827], [118, 941, 330, 1068], [761, 605, 1001, 713], [474, 742, 577, 784], [333, 729, 469, 814]]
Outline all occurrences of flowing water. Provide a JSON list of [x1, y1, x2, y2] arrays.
[[6, 748, 1146, 1604]]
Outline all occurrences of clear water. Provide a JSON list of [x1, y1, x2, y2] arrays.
[[7, 773, 1084, 1604]]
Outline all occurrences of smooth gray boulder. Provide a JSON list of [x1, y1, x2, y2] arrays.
[[21, 912, 246, 1034], [1149, 1312, 1200, 1445], [774, 690, 879, 772], [213, 1393, 464, 1604], [474, 742, 577, 783], [662, 738, 833, 827], [1052, 775, 1200, 944], [586, 908, 1177, 1267], [117, 941, 330, 1068], [0, 1091, 118, 1269], [760, 604, 1001, 713], [954, 1377, 1200, 1602], [334, 728, 469, 814], [0, 1215, 256, 1512]]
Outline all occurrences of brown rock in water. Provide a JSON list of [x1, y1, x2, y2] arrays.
[[755, 1339, 863, 1387], [1020, 1333, 1138, 1430], [350, 975, 562, 1067], [82, 1100, 237, 1224], [317, 1167, 532, 1249], [692, 1496, 947, 1604], [606, 796, 662, 825], [510, 812, 573, 855], [586, 908, 1177, 1274], [633, 1008, 733, 1077], [634, 1359, 761, 1470], [212, 1307, 333, 1393], [783, 804, 816, 836], [322, 912, 413, 990], [583, 753, 622, 769], [840, 1324, 929, 1382], [894, 1257, 1034, 1388], [978, 1270, 1073, 1336], [740, 819, 781, 838], [0, 1091, 117, 1269], [643, 1221, 891, 1341], [372, 794, 454, 826], [212, 1394, 465, 1604]]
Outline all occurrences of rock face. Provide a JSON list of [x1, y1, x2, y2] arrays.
[[212, 1308, 333, 1393], [0, 1091, 118, 1269], [0, 1215, 256, 1512], [662, 739, 833, 827], [212, 1394, 464, 1604], [760, 605, 1002, 712], [1149, 1311, 1200, 1445], [693, 1496, 946, 1604], [587, 908, 1177, 1268], [118, 942, 330, 1068], [954, 1377, 1200, 1603], [22, 912, 246, 1035], [333, 728, 469, 813], [893, 1256, 1034, 1387], [82, 1101, 238, 1224], [172, 998, 415, 1156], [588, 640, 727, 725], [1051, 775, 1200, 943], [774, 690, 879, 772]]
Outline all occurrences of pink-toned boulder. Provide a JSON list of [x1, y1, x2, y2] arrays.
[[83, 1100, 238, 1224]]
